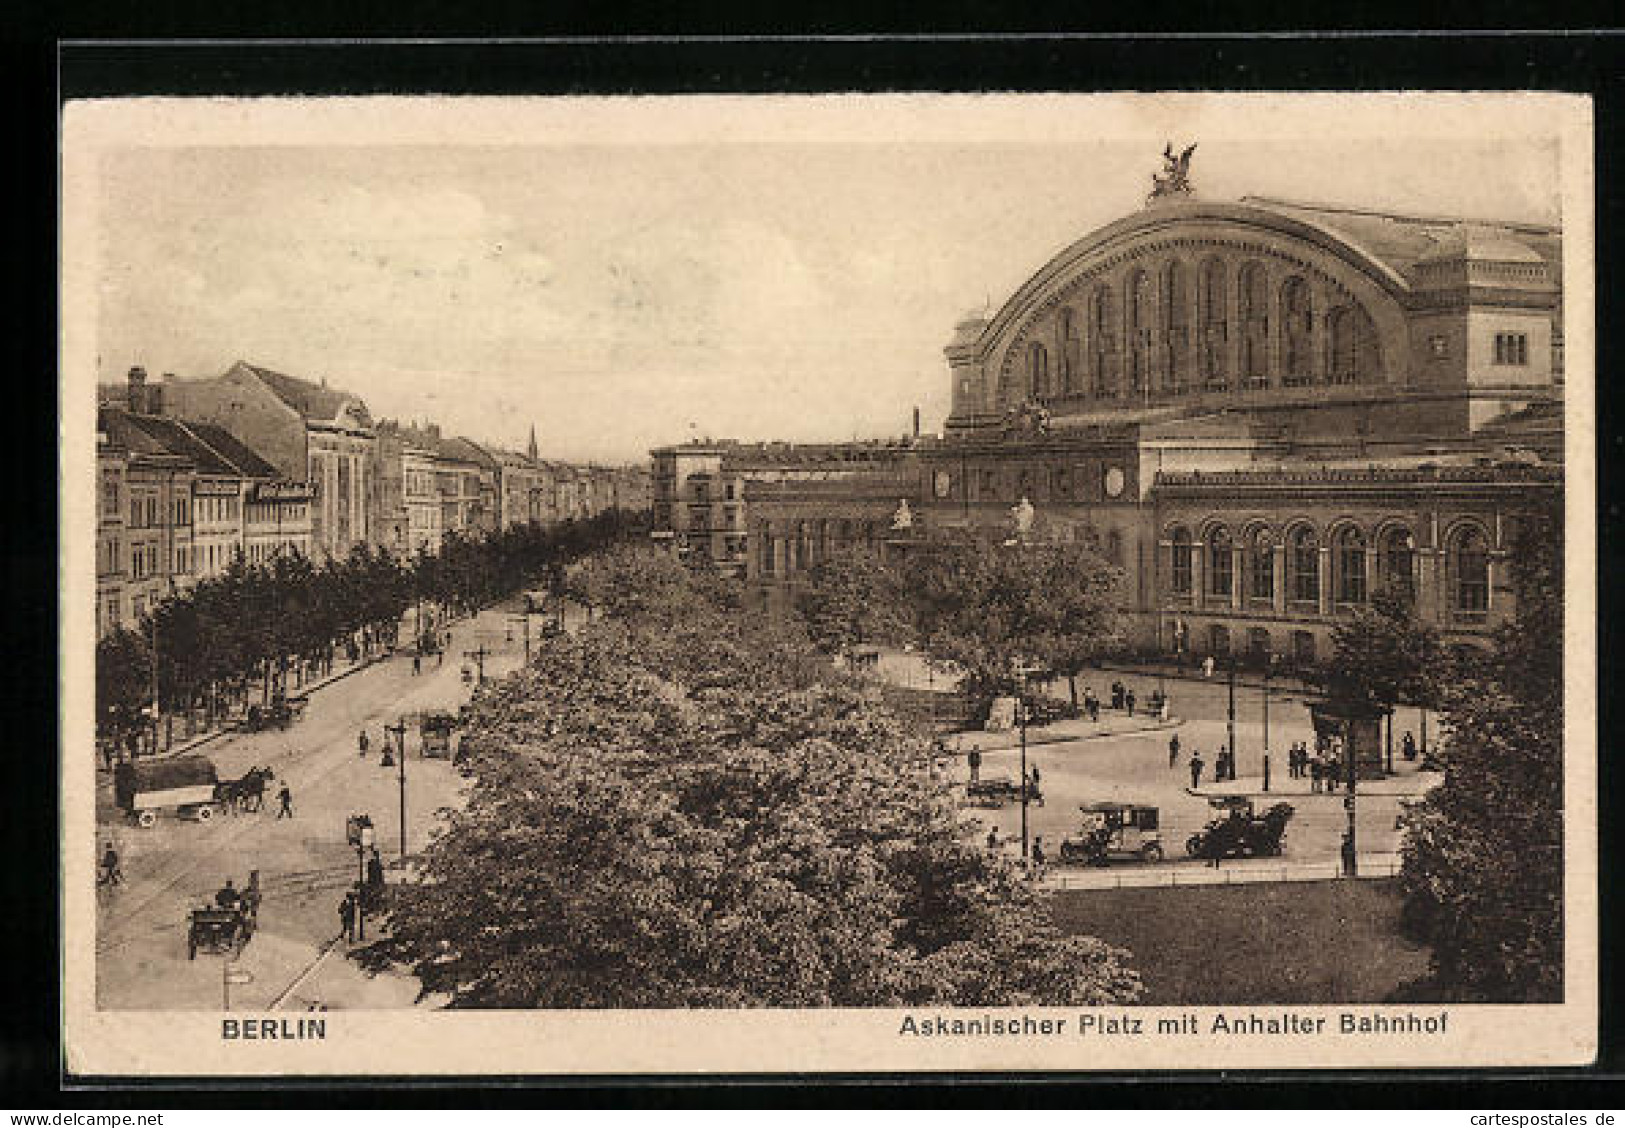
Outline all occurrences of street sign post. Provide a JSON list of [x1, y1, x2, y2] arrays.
[[223, 962, 253, 1010]]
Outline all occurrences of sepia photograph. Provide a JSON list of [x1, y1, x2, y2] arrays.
[[59, 91, 1595, 1075]]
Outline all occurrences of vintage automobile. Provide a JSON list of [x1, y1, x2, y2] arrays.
[[114, 754, 222, 828], [964, 774, 1044, 809], [1059, 802, 1166, 865], [1185, 796, 1296, 860]]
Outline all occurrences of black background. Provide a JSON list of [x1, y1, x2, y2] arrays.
[[8, 18, 1622, 1106]]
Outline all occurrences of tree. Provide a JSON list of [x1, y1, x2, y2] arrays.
[[902, 536, 1122, 713], [96, 628, 151, 757], [1398, 499, 1563, 1002], [362, 556, 1143, 1008], [1323, 583, 1444, 768], [796, 548, 910, 657]]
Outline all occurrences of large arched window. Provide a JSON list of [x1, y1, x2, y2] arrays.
[[1378, 527, 1416, 600], [1452, 527, 1490, 614], [1248, 527, 1275, 601], [1170, 527, 1193, 595], [1028, 342, 1050, 400], [1200, 258, 1228, 391], [1127, 269, 1152, 398], [1281, 277, 1314, 387], [1333, 525, 1368, 605], [1060, 307, 1080, 395], [1090, 285, 1117, 398], [1329, 303, 1380, 385], [1208, 526, 1234, 600], [1288, 526, 1319, 604], [1160, 260, 1189, 394], [1239, 261, 1269, 388]]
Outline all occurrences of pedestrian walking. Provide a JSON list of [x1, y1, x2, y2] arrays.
[[1189, 753, 1204, 790], [366, 847, 385, 893], [1029, 764, 1041, 789], [98, 843, 122, 887], [986, 826, 1000, 851], [276, 784, 294, 819], [412, 654, 421, 676], [339, 892, 356, 943], [1124, 689, 1136, 717], [1309, 756, 1323, 793], [1168, 733, 1181, 768], [967, 746, 982, 784], [1111, 681, 1125, 710], [358, 729, 369, 758], [1402, 731, 1418, 762], [1030, 837, 1047, 876]]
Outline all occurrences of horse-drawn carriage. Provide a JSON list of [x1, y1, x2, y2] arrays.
[[1059, 802, 1166, 865], [965, 774, 1044, 809], [215, 766, 276, 814], [243, 693, 308, 733], [1185, 796, 1296, 860], [187, 873, 260, 959]]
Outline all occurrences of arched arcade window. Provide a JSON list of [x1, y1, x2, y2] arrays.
[[1200, 258, 1228, 391], [1329, 303, 1380, 386], [1060, 307, 1080, 395], [1451, 527, 1490, 615], [1333, 526, 1368, 605], [1288, 526, 1319, 604], [1208, 526, 1234, 600], [1378, 527, 1416, 600], [1239, 262, 1269, 388], [1028, 342, 1050, 400], [1281, 277, 1314, 387], [1170, 527, 1192, 596], [1127, 269, 1152, 398], [1247, 527, 1275, 601], [1160, 260, 1189, 394], [1090, 286, 1117, 398]]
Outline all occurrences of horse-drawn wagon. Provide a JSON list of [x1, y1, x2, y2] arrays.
[[114, 754, 223, 828], [242, 693, 308, 733]]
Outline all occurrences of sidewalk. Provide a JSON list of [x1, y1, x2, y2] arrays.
[[947, 710, 1180, 754], [1188, 767, 1442, 800], [1040, 851, 1404, 891], [117, 609, 479, 766]]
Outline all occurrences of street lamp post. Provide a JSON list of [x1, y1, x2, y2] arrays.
[[1226, 657, 1237, 781], [354, 819, 374, 941], [385, 719, 409, 860], [1262, 656, 1272, 793]]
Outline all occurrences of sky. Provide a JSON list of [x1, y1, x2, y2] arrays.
[[88, 100, 1563, 464]]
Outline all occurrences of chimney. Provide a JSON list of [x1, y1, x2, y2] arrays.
[[912, 406, 920, 439], [127, 366, 148, 414], [149, 373, 173, 416]]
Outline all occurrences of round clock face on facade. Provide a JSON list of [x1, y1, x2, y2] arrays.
[[1104, 467, 1126, 498], [933, 470, 952, 498]]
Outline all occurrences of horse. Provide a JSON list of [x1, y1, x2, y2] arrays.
[[217, 766, 276, 813]]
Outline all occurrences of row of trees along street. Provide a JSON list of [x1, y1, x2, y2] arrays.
[[361, 544, 1144, 1007], [95, 511, 645, 757]]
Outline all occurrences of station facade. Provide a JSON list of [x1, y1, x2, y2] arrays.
[[651, 185, 1564, 663]]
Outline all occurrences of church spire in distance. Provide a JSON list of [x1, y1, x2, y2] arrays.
[[527, 423, 539, 462]]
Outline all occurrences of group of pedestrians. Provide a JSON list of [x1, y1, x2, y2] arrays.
[[1174, 739, 1236, 789]]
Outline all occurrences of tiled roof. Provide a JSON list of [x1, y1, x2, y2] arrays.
[[238, 362, 368, 424], [183, 421, 283, 479], [1240, 196, 1562, 283]]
